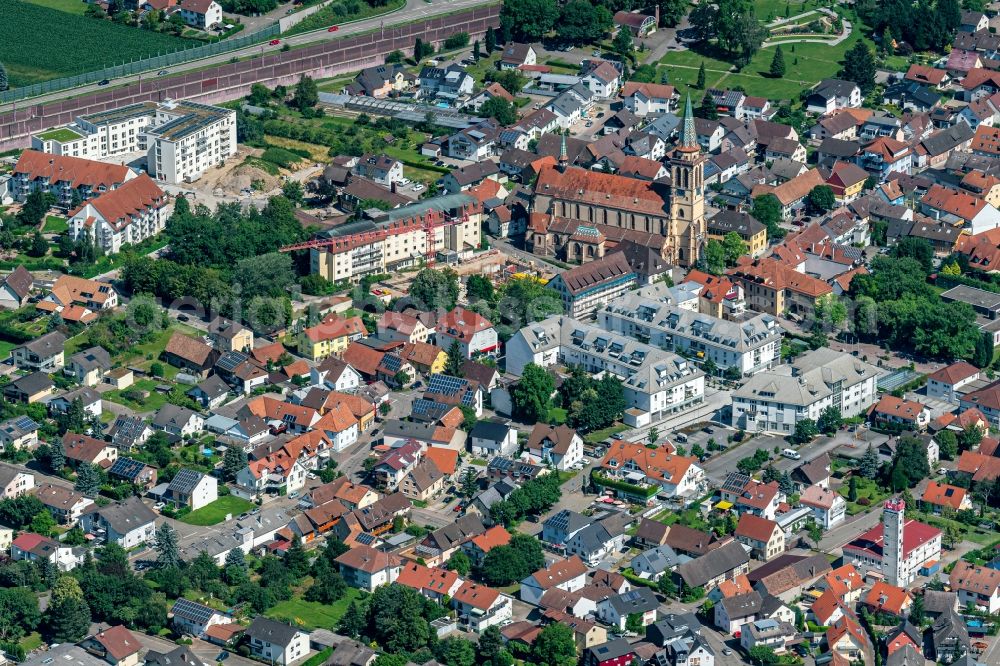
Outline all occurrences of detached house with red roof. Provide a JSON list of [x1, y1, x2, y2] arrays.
[[922, 481, 972, 514], [452, 581, 513, 632], [336, 543, 401, 592], [868, 395, 931, 431], [622, 82, 676, 117], [80, 625, 143, 666], [11, 150, 136, 207], [435, 306, 498, 358], [921, 183, 1000, 233], [927, 361, 981, 402], [950, 560, 1000, 613], [67, 173, 166, 254], [735, 514, 785, 561]]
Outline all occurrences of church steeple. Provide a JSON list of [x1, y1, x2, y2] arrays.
[[558, 130, 568, 172], [678, 94, 699, 154]]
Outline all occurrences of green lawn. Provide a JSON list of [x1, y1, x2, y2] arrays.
[[584, 424, 629, 445], [547, 407, 568, 424], [838, 476, 890, 515], [38, 128, 84, 142], [266, 589, 362, 630], [753, 0, 809, 21], [44, 215, 69, 233], [19, 632, 43, 653], [0, 340, 17, 362], [103, 378, 170, 412], [660, 11, 866, 101], [179, 496, 255, 526]]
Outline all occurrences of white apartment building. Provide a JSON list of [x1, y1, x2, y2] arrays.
[[67, 174, 167, 254], [31, 99, 237, 184], [731, 347, 880, 435], [309, 194, 482, 284], [600, 293, 782, 377], [506, 316, 705, 427]]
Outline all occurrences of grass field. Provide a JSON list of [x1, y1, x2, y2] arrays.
[[44, 215, 69, 233], [659, 8, 866, 101], [3, 1, 192, 87], [266, 589, 362, 630], [180, 496, 255, 526]]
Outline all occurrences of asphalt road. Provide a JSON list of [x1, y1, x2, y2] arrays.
[[0, 0, 496, 114]]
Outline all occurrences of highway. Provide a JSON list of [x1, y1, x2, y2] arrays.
[[0, 0, 496, 114]]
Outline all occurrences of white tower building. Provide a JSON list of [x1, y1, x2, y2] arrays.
[[883, 497, 907, 586]]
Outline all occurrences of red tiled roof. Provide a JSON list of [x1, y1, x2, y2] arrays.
[[89, 626, 142, 661], [922, 482, 968, 510], [535, 164, 668, 217], [971, 124, 1000, 156], [863, 581, 910, 615], [452, 581, 501, 610], [843, 518, 942, 560], [14, 150, 132, 190], [905, 64, 948, 86], [76, 174, 165, 230], [869, 394, 927, 423], [735, 514, 780, 543], [928, 361, 980, 385]]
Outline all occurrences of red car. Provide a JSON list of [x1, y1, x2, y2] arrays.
[[269, 39, 281, 45], [327, 25, 339, 31]]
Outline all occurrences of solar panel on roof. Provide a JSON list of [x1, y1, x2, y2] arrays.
[[109, 457, 146, 479], [12, 415, 37, 431], [216, 351, 249, 373], [171, 598, 217, 624]]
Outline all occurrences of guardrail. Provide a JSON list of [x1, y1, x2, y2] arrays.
[[0, 23, 281, 105]]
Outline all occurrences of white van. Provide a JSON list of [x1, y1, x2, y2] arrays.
[[782, 448, 801, 460]]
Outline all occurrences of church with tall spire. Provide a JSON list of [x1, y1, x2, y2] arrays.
[[527, 92, 707, 267], [668, 95, 708, 266]]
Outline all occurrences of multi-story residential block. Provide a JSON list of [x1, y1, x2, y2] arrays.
[[926, 361, 981, 402], [727, 257, 833, 317], [547, 252, 638, 320], [507, 317, 706, 428], [731, 347, 880, 434], [304, 194, 482, 284], [67, 174, 167, 254], [599, 292, 782, 377], [31, 99, 236, 185], [11, 150, 135, 206]]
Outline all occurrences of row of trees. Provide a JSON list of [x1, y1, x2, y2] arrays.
[[498, 0, 687, 46]]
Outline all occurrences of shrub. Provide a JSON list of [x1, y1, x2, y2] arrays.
[[857, 497, 871, 506]]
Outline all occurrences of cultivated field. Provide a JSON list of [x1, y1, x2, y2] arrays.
[[2, 1, 192, 87]]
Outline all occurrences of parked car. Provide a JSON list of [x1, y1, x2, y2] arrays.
[[327, 25, 339, 31], [412, 183, 425, 192], [98, 79, 111, 86], [307, 473, 316, 480], [157, 70, 169, 76], [782, 448, 801, 460], [217, 652, 229, 662], [269, 39, 281, 45]]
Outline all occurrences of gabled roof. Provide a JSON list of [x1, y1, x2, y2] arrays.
[[922, 481, 968, 510], [675, 541, 750, 588], [87, 625, 142, 661], [735, 514, 780, 543], [526, 555, 589, 589], [14, 150, 132, 189]]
